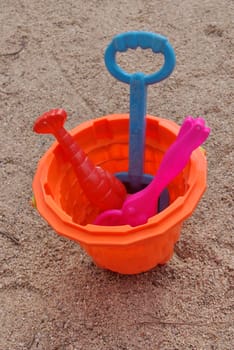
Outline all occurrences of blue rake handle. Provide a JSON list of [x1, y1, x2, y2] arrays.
[[105, 31, 176, 192]]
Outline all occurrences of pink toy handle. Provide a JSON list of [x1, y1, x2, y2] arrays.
[[121, 117, 210, 221], [142, 119, 210, 203]]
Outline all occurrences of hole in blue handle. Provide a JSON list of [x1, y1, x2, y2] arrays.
[[117, 48, 164, 76]]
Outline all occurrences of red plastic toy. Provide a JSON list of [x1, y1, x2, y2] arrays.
[[33, 109, 127, 211]]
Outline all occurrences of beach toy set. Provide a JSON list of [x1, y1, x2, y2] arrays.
[[33, 32, 210, 274]]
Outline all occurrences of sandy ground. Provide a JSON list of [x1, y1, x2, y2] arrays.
[[0, 0, 233, 349]]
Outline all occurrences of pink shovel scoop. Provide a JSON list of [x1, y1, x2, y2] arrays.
[[94, 116, 210, 226], [33, 109, 127, 211]]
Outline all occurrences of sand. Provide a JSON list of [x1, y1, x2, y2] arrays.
[[0, 0, 233, 349]]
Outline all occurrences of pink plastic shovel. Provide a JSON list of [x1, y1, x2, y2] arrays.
[[94, 116, 210, 226]]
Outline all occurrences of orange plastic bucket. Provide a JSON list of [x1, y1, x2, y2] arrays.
[[33, 114, 207, 274]]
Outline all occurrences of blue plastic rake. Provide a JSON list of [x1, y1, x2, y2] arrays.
[[104, 31, 176, 211]]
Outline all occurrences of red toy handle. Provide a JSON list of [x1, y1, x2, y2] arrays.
[[33, 109, 127, 210]]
